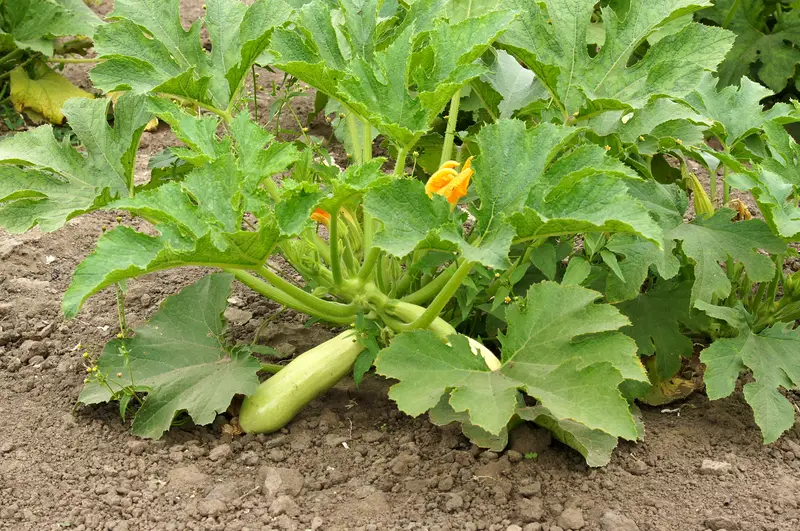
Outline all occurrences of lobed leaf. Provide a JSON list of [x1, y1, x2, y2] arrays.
[[376, 282, 646, 442], [669, 209, 786, 305], [3, 0, 100, 55], [698, 301, 800, 443], [474, 120, 661, 244], [92, 0, 292, 108], [701, 0, 800, 93], [518, 406, 619, 467], [79, 273, 261, 439], [683, 73, 793, 146], [498, 0, 733, 116], [616, 280, 694, 380], [0, 94, 152, 233], [729, 121, 800, 240], [63, 218, 279, 318], [272, 0, 512, 147]]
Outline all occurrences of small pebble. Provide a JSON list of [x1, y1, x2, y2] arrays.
[[699, 459, 732, 476]]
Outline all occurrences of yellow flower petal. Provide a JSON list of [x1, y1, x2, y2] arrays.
[[425, 168, 458, 197], [425, 156, 474, 205], [310, 208, 331, 226]]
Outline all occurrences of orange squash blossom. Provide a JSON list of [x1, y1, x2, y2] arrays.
[[425, 156, 474, 206], [310, 208, 331, 226]]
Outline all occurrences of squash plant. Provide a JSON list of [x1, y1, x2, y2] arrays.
[[1, 0, 800, 467]]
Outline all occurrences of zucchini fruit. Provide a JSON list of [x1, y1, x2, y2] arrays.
[[239, 330, 364, 433]]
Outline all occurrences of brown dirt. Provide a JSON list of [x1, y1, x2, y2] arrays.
[[3, 220, 800, 531], [3, 2, 800, 531]]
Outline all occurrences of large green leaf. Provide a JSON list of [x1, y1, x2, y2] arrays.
[[729, 121, 800, 240], [148, 98, 225, 164], [272, 0, 512, 147], [230, 112, 301, 195], [698, 301, 800, 444], [1, 0, 100, 55], [364, 178, 512, 269], [699, 0, 800, 92], [604, 234, 680, 302], [79, 273, 261, 439], [518, 406, 619, 467], [480, 49, 549, 119], [616, 280, 694, 380], [600, 98, 712, 155], [683, 73, 793, 146], [275, 181, 328, 237], [62, 147, 286, 316], [500, 282, 647, 439], [428, 395, 511, 452], [376, 282, 646, 441], [376, 331, 520, 436], [473, 120, 660, 243], [63, 219, 279, 318], [668, 209, 786, 305], [91, 0, 292, 108], [473, 119, 578, 224], [364, 179, 453, 257], [412, 9, 517, 114], [602, 180, 687, 302], [65, 166, 281, 314], [0, 94, 152, 232], [498, 0, 734, 116]]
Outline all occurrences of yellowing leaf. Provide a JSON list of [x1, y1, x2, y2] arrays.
[[10, 62, 93, 124]]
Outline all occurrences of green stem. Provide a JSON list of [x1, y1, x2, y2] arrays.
[[376, 256, 387, 293], [725, 266, 742, 306], [394, 146, 409, 177], [362, 118, 372, 162], [750, 280, 769, 316], [0, 55, 36, 78], [252, 306, 285, 344], [329, 212, 343, 286], [46, 57, 104, 64], [358, 247, 381, 282], [709, 163, 718, 205], [256, 265, 355, 317], [0, 49, 22, 65], [310, 232, 332, 264], [231, 270, 355, 325], [115, 283, 127, 337], [400, 260, 473, 331], [440, 89, 462, 166], [766, 255, 784, 304], [261, 177, 281, 202], [363, 213, 374, 255], [341, 234, 359, 276], [486, 246, 537, 299], [469, 80, 498, 122], [251, 65, 259, 123], [386, 301, 455, 337], [722, 0, 742, 28], [259, 363, 284, 374], [346, 112, 364, 164], [157, 93, 232, 123], [362, 118, 375, 252], [722, 145, 731, 205], [401, 264, 456, 305]]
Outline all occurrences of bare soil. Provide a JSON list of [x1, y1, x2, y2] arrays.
[[3, 2, 800, 531]]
